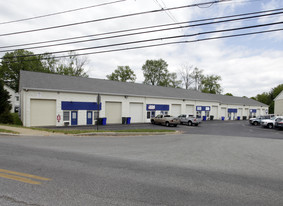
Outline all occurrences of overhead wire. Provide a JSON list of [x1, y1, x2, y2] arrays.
[[0, 0, 127, 25], [0, 0, 232, 37], [1, 9, 283, 53], [3, 27, 283, 63], [2, 20, 283, 61], [1, 7, 283, 50]]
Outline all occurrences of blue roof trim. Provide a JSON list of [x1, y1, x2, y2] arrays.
[[62, 101, 101, 110]]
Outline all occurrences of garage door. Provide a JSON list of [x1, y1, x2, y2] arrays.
[[171, 104, 181, 117], [105, 102, 122, 124], [129, 103, 143, 123], [186, 105, 194, 116], [30, 99, 56, 127], [211, 106, 218, 118], [221, 107, 226, 118]]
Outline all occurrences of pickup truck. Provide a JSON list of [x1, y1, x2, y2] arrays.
[[261, 116, 283, 129], [151, 114, 180, 127], [249, 115, 274, 126], [177, 114, 202, 126]]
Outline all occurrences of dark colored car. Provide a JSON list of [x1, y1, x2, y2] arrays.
[[275, 118, 283, 129]]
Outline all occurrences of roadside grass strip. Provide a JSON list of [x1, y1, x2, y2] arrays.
[[0, 169, 51, 185], [0, 128, 19, 134]]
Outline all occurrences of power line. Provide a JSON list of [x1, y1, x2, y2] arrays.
[[2, 6, 283, 51], [0, 0, 127, 25], [2, 20, 283, 60], [3, 27, 283, 63], [0, 0, 232, 37], [1, 9, 283, 53]]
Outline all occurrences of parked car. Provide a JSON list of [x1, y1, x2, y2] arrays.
[[275, 117, 283, 129], [261, 116, 283, 129], [249, 115, 274, 126], [151, 114, 180, 127], [177, 114, 202, 126]]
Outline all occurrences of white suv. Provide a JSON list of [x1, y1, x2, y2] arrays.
[[261, 116, 283, 129]]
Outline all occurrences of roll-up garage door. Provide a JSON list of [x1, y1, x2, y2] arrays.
[[171, 104, 181, 117], [105, 102, 122, 124], [30, 99, 56, 127], [186, 105, 194, 116], [211, 106, 218, 118], [221, 107, 226, 117], [129, 103, 143, 123]]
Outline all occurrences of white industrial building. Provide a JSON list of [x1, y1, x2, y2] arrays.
[[4, 85, 20, 113], [274, 90, 283, 116], [19, 71, 268, 127]]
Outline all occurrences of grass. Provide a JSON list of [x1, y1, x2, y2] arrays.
[[0, 128, 19, 134], [30, 128, 176, 134]]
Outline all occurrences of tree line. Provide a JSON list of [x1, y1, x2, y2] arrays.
[[107, 59, 223, 94]]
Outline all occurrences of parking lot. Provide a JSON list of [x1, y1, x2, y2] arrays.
[[46, 120, 283, 139]]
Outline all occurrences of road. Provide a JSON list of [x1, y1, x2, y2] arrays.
[[1, 122, 283, 205]]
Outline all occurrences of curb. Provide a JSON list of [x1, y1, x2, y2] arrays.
[[74, 131, 182, 137]]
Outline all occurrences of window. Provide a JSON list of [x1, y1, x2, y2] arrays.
[[147, 112, 150, 119], [94, 111, 99, 120], [151, 111, 155, 118], [15, 96, 19, 101], [63, 111, 70, 121]]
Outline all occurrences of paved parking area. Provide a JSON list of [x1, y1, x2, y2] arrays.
[[45, 120, 283, 139]]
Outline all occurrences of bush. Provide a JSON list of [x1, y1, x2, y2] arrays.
[[11, 113, 22, 125], [0, 109, 13, 124]]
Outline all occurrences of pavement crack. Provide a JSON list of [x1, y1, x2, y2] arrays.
[[0, 195, 42, 206]]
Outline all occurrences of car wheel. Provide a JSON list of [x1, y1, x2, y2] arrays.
[[173, 124, 177, 127], [195, 124, 198, 126], [151, 120, 155, 124], [254, 121, 259, 126], [165, 122, 170, 127], [188, 121, 192, 126], [180, 122, 183, 125], [267, 124, 273, 129]]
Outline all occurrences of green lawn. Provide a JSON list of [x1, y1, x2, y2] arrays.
[[0, 128, 19, 134], [31, 128, 176, 134]]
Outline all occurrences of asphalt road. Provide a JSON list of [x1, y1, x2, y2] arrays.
[[1, 121, 283, 206]]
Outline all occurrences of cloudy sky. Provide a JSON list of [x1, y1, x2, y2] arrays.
[[0, 0, 282, 97]]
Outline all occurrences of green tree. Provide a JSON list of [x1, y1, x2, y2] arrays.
[[0, 49, 48, 92], [225, 93, 233, 96], [53, 52, 88, 77], [106, 66, 136, 82], [161, 72, 182, 88], [142, 59, 169, 86], [189, 67, 204, 91], [0, 50, 89, 92], [201, 75, 222, 94], [0, 81, 13, 124]]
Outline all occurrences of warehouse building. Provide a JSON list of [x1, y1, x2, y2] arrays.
[[19, 70, 268, 127], [274, 90, 283, 116]]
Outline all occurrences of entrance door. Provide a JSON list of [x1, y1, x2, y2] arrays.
[[71, 111, 78, 125], [87, 111, 93, 125]]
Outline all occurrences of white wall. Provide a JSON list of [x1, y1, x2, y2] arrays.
[[20, 89, 269, 127], [4, 85, 19, 113]]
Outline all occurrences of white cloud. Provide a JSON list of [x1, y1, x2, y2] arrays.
[[0, 0, 283, 98]]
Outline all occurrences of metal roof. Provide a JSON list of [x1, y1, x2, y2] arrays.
[[19, 70, 267, 107]]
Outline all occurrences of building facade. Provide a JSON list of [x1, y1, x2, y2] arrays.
[[19, 71, 269, 127], [274, 91, 283, 116], [4, 85, 20, 113]]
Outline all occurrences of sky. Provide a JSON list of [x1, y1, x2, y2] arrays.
[[0, 0, 283, 98]]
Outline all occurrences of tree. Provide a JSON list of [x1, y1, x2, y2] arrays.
[[179, 65, 194, 89], [0, 50, 89, 92], [142, 59, 169, 86], [0, 81, 13, 124], [189, 67, 204, 91], [201, 75, 222, 94], [54, 52, 88, 77], [225, 93, 233, 96], [0, 50, 48, 92], [106, 66, 136, 82], [168, 72, 182, 88]]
